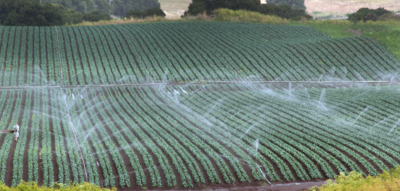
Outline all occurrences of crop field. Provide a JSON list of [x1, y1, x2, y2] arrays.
[[1, 23, 399, 87], [0, 22, 399, 190]]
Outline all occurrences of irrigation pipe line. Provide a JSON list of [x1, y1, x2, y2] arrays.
[[0, 80, 396, 89]]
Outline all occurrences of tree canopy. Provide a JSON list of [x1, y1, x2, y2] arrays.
[[83, 10, 112, 22], [125, 7, 165, 19], [41, 0, 160, 17], [112, 0, 160, 17], [183, 0, 311, 21], [348, 7, 391, 22], [0, 0, 65, 26]]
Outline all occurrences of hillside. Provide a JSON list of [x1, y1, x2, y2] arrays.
[[0, 23, 399, 191]]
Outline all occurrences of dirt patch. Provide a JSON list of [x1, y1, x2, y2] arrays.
[[144, 180, 328, 191]]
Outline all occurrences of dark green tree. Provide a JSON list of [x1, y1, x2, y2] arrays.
[[0, 0, 65, 26], [125, 7, 165, 19], [112, 0, 161, 17], [41, 0, 101, 14], [83, 10, 112, 21], [183, 0, 311, 21], [76, 1, 87, 13], [348, 7, 391, 22], [184, 0, 260, 16], [259, 4, 311, 20], [64, 8, 84, 24], [94, 0, 113, 14]]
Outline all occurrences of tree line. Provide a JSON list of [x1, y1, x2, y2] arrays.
[[0, 0, 165, 26], [41, 0, 160, 17], [184, 0, 311, 21], [0, 0, 338, 26]]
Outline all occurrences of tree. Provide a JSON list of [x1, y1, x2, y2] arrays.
[[76, 1, 87, 13], [0, 0, 65, 26], [183, 0, 311, 21], [94, 0, 113, 14], [184, 0, 261, 16], [125, 7, 165, 19], [64, 9, 83, 24], [348, 7, 391, 22], [40, 0, 99, 14], [112, 0, 161, 17], [83, 10, 112, 21]]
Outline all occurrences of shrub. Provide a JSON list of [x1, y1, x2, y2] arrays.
[[378, 13, 400, 21], [348, 7, 391, 23], [363, 13, 378, 22], [213, 8, 289, 24], [308, 167, 400, 191]]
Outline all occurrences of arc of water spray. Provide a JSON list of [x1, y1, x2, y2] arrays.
[[61, 90, 88, 182], [388, 118, 400, 135], [352, 106, 369, 124], [239, 122, 258, 140]]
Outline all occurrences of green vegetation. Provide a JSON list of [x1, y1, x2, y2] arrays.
[[0, 181, 116, 190], [348, 7, 392, 23], [63, 9, 84, 25], [125, 8, 166, 19], [309, 167, 400, 191], [0, 18, 399, 190], [3, 23, 398, 86], [112, 0, 161, 17], [212, 8, 290, 23], [83, 10, 112, 22], [183, 0, 311, 21], [0, 0, 65, 26], [302, 20, 400, 62], [41, 0, 160, 17]]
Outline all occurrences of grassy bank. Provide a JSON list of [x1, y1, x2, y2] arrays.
[[308, 167, 400, 191], [302, 20, 400, 62]]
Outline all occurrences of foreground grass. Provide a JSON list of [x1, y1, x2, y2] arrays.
[[308, 167, 400, 191], [0, 181, 116, 190], [67, 8, 400, 62]]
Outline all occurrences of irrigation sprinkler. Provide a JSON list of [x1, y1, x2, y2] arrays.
[[0, 124, 19, 142]]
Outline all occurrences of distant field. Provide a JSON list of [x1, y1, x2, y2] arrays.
[[306, 0, 400, 17]]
